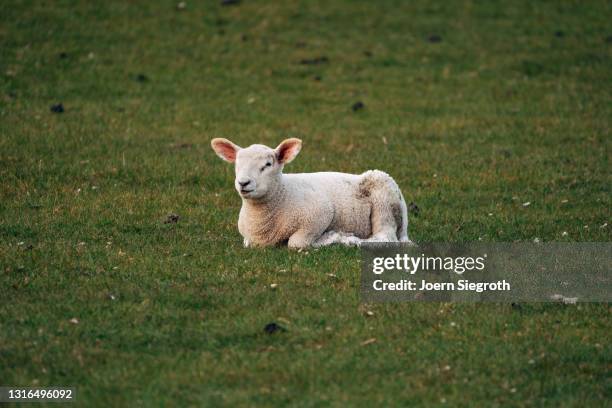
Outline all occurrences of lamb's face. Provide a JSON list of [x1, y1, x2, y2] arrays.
[[211, 138, 302, 201], [234, 145, 280, 199]]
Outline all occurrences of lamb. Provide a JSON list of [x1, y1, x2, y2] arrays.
[[210, 138, 413, 249]]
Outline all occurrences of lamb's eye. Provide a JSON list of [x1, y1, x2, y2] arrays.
[[260, 162, 272, 172]]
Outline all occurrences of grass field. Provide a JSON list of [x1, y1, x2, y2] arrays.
[[1, 0, 611, 406]]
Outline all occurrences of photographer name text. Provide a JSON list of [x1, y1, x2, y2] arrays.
[[372, 279, 511, 292]]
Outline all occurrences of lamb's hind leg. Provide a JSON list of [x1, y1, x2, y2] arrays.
[[364, 227, 397, 243], [312, 231, 362, 247], [312, 229, 398, 247], [359, 170, 403, 243]]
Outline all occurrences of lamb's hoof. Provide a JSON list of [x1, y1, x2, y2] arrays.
[[342, 235, 362, 247]]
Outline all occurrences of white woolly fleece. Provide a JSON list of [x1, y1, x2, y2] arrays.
[[211, 138, 411, 249]]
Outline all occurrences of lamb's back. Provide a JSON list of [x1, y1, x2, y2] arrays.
[[283, 172, 372, 238]]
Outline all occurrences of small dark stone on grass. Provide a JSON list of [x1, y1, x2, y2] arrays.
[[314, 75, 322, 81], [136, 74, 149, 82], [511, 302, 522, 311], [221, 0, 240, 6], [59, 52, 68, 59], [300, 56, 329, 65], [241, 34, 248, 42], [164, 213, 180, 224], [408, 202, 420, 216], [554, 30, 564, 38], [352, 101, 364, 112], [50, 103, 64, 113], [264, 322, 286, 334], [428, 34, 442, 43], [363, 51, 373, 57]]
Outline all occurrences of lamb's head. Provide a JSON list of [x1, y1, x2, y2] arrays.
[[211, 138, 302, 200]]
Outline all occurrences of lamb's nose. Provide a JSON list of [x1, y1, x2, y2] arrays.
[[238, 180, 251, 188]]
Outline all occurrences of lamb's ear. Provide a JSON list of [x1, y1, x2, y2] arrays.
[[275, 138, 302, 164], [211, 138, 241, 163]]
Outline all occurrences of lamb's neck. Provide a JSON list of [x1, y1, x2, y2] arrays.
[[242, 177, 289, 215]]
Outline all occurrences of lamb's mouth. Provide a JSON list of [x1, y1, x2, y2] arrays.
[[240, 189, 254, 195]]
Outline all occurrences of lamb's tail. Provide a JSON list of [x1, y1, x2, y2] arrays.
[[398, 194, 411, 243]]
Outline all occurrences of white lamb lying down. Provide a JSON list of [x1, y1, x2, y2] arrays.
[[211, 138, 413, 249]]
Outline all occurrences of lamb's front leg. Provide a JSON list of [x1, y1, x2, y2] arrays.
[[288, 229, 324, 249], [288, 207, 334, 249], [312, 231, 362, 247]]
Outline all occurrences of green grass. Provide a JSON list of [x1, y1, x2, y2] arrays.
[[1, 0, 611, 406]]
